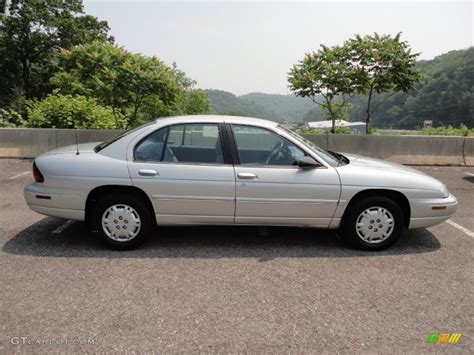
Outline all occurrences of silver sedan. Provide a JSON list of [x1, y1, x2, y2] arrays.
[[24, 115, 458, 250]]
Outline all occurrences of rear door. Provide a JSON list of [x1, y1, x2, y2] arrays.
[[228, 124, 340, 227], [128, 122, 236, 224]]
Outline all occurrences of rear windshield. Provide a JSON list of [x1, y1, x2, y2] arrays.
[[94, 123, 154, 153]]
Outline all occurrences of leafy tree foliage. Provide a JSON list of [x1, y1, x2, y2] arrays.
[[27, 94, 118, 129], [206, 45, 472, 131], [178, 89, 210, 115], [0, 1, 209, 128], [346, 48, 473, 129], [0, 107, 26, 127], [288, 45, 356, 132], [168, 64, 211, 115], [300, 126, 351, 134], [0, 0, 111, 107], [344, 33, 423, 133], [51, 41, 207, 128]]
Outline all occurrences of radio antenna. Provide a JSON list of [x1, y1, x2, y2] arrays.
[[75, 128, 80, 155]]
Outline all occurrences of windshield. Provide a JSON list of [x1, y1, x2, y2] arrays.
[[278, 125, 342, 167], [94, 122, 154, 153]]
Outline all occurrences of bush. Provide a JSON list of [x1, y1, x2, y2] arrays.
[[27, 94, 123, 129], [0, 108, 27, 127], [333, 126, 351, 134], [421, 124, 473, 137], [300, 126, 352, 134]]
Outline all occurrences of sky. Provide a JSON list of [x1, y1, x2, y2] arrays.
[[84, 1, 473, 95]]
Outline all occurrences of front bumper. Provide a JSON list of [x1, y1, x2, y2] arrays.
[[24, 183, 85, 221], [409, 193, 458, 229]]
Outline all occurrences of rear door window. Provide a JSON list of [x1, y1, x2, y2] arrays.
[[135, 123, 225, 164], [164, 123, 224, 164]]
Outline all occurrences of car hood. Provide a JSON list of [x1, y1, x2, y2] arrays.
[[342, 153, 430, 176], [336, 153, 447, 194], [39, 142, 100, 156]]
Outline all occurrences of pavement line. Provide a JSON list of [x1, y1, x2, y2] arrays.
[[446, 219, 474, 238], [8, 171, 30, 179], [52, 220, 75, 234], [465, 172, 474, 177]]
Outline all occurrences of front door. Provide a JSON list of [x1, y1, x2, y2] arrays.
[[229, 124, 340, 227], [128, 122, 236, 224]]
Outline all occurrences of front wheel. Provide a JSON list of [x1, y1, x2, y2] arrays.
[[339, 196, 404, 250], [91, 194, 153, 250]]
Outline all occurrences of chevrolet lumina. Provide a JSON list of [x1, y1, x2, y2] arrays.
[[24, 115, 458, 250]]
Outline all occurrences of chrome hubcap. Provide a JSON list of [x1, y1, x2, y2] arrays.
[[101, 204, 141, 242], [356, 206, 394, 243]]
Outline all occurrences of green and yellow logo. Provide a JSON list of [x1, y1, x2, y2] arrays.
[[426, 333, 462, 344]]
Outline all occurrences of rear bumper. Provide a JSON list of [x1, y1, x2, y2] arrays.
[[409, 193, 458, 229], [24, 183, 85, 221]]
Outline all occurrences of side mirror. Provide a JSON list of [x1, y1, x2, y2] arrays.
[[297, 156, 321, 169]]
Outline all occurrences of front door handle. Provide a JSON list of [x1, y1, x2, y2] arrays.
[[139, 169, 158, 176], [237, 172, 258, 180]]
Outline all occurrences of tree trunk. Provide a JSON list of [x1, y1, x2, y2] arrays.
[[130, 94, 142, 128], [365, 86, 374, 134], [112, 107, 120, 129], [326, 98, 335, 134], [21, 58, 30, 98]]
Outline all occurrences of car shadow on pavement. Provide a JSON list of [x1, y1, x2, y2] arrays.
[[3, 217, 441, 260], [462, 176, 474, 183]]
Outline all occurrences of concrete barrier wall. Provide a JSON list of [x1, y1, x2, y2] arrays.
[[0, 128, 123, 158], [302, 134, 467, 165], [464, 137, 474, 166], [0, 128, 473, 165]]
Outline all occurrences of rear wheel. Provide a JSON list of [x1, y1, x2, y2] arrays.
[[91, 193, 152, 250], [340, 196, 404, 250]]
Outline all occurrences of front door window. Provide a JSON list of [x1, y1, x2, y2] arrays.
[[231, 124, 304, 166]]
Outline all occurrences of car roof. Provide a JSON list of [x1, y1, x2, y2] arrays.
[[153, 115, 278, 129], [98, 115, 281, 160]]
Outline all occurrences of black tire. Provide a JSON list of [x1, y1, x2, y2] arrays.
[[339, 196, 404, 251], [91, 193, 153, 250]]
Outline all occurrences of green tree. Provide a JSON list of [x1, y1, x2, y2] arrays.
[[51, 41, 182, 128], [178, 89, 210, 115], [345, 33, 422, 133], [27, 94, 119, 129], [288, 45, 355, 133], [0, 0, 111, 106], [169, 64, 210, 115]]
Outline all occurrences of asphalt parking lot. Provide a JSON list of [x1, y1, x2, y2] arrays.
[[0, 159, 472, 353]]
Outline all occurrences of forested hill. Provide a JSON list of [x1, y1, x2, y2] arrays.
[[207, 47, 473, 128], [347, 47, 473, 129], [205, 90, 312, 123], [240, 93, 313, 122]]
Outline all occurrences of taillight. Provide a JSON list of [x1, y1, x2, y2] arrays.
[[33, 162, 44, 183]]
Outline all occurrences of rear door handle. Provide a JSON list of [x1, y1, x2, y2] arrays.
[[139, 169, 158, 176], [237, 172, 258, 180]]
